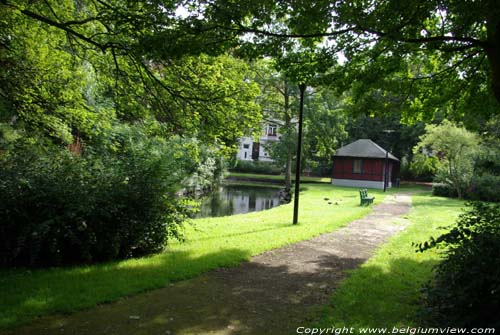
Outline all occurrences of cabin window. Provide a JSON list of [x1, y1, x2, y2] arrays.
[[353, 159, 362, 174]]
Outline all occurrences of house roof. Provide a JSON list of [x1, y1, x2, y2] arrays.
[[334, 139, 399, 161]]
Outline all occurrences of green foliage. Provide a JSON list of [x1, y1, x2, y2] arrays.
[[432, 183, 458, 198], [414, 120, 479, 198], [1, 3, 262, 153], [0, 129, 208, 266], [230, 160, 282, 175], [466, 116, 500, 202], [409, 153, 440, 181], [417, 202, 500, 327], [468, 174, 500, 202], [265, 127, 297, 169], [0, 0, 265, 270], [346, 113, 426, 165], [0, 4, 111, 144], [155, 54, 262, 147], [303, 89, 348, 170], [262, 87, 348, 177], [182, 143, 227, 192]]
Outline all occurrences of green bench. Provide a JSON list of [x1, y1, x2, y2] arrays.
[[359, 188, 375, 206]]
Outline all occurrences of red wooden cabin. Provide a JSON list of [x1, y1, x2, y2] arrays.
[[332, 139, 399, 189]]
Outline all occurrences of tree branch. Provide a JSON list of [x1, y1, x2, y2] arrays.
[[2, 1, 109, 52], [360, 26, 489, 50]]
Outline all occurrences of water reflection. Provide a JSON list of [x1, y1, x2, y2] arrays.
[[195, 184, 281, 218]]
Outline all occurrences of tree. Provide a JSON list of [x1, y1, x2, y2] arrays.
[[414, 120, 479, 198], [251, 60, 298, 194], [346, 112, 427, 165], [157, 0, 500, 123], [274, 48, 336, 224], [6, 1, 500, 111], [0, 2, 262, 153], [0, 0, 265, 265], [154, 54, 261, 148], [302, 89, 348, 175]]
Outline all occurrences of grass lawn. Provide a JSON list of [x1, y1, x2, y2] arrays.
[[227, 172, 331, 183], [314, 193, 465, 330], [0, 184, 386, 330]]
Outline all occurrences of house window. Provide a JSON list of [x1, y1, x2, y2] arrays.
[[353, 159, 362, 174], [244, 152, 247, 159], [267, 124, 277, 136], [243, 144, 249, 149]]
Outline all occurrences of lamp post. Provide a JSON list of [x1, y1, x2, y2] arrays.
[[382, 129, 394, 192]]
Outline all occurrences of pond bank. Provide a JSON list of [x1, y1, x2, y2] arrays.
[[226, 172, 331, 184]]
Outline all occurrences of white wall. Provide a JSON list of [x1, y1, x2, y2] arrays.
[[235, 136, 279, 162], [236, 137, 253, 161]]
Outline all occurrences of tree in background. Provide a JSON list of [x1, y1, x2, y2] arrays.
[[264, 87, 348, 177], [252, 60, 298, 193], [303, 89, 348, 176], [468, 115, 500, 201], [414, 120, 479, 198]]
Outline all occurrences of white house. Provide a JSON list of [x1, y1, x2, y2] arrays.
[[236, 122, 281, 162]]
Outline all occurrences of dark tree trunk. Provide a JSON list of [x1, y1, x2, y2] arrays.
[[486, 12, 500, 104]]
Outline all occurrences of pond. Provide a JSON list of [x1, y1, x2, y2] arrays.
[[195, 184, 282, 218]]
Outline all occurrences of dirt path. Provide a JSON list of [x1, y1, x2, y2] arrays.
[[7, 193, 412, 335]]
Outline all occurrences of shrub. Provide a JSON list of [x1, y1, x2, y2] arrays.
[[467, 174, 500, 202], [182, 144, 226, 192], [417, 202, 500, 327], [0, 133, 196, 267], [309, 162, 332, 177], [432, 183, 458, 198], [230, 159, 282, 175]]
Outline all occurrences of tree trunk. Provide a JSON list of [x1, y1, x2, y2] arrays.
[[486, 14, 500, 104], [448, 158, 463, 199]]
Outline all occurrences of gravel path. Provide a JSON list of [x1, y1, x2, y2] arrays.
[[6, 193, 412, 335]]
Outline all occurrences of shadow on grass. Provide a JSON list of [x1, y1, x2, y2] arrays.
[[4, 252, 438, 335], [0, 248, 252, 330], [316, 257, 439, 329]]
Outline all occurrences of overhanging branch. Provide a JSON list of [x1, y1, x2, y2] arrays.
[[2, 1, 109, 52]]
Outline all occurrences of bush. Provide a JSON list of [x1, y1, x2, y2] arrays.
[[0, 133, 196, 267], [467, 174, 500, 202], [409, 153, 440, 181], [432, 183, 458, 198], [230, 159, 282, 175], [417, 202, 500, 327]]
